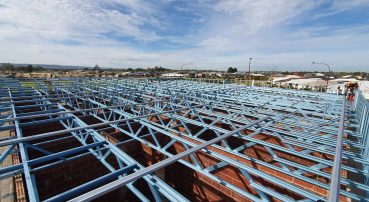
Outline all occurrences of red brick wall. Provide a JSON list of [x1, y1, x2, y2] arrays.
[[34, 154, 109, 200], [109, 124, 329, 201], [165, 162, 247, 202], [28, 135, 142, 201], [131, 133, 252, 202], [20, 121, 139, 201]]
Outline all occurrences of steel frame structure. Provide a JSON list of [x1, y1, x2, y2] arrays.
[[0, 78, 369, 202]]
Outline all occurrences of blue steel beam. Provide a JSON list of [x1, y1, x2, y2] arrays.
[[77, 83, 348, 167], [69, 84, 369, 201], [59, 85, 290, 200], [7, 88, 40, 201], [32, 85, 189, 202], [93, 79, 360, 160], [0, 82, 152, 201], [328, 96, 347, 201], [1, 78, 368, 201], [58, 86, 327, 201], [61, 93, 276, 201], [62, 80, 344, 145], [0, 104, 205, 148], [44, 164, 138, 202], [68, 78, 366, 200], [69, 116, 272, 202], [27, 81, 187, 201]]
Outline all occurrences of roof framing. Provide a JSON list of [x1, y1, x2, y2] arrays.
[[0, 78, 369, 202]]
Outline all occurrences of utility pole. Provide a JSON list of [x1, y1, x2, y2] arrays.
[[272, 66, 277, 78], [248, 58, 252, 80], [272, 66, 277, 83], [312, 62, 331, 93]]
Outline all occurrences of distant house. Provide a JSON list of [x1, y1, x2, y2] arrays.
[[360, 81, 369, 99], [251, 73, 265, 77], [284, 78, 326, 89], [303, 73, 315, 78], [0, 74, 14, 78], [342, 75, 363, 80], [100, 71, 115, 77], [272, 75, 302, 83], [15, 72, 52, 78], [161, 73, 185, 78], [128, 72, 146, 76], [333, 78, 359, 84], [273, 73, 285, 77], [118, 72, 130, 77]]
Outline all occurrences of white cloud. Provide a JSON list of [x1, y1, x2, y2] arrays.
[[331, 0, 369, 11], [0, 0, 368, 71], [213, 0, 323, 31], [0, 0, 160, 42], [198, 36, 232, 48]]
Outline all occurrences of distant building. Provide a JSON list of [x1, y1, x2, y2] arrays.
[[128, 72, 146, 77], [284, 78, 326, 90], [272, 75, 302, 83], [360, 81, 369, 99], [251, 73, 265, 77], [342, 75, 363, 80], [161, 73, 185, 78]]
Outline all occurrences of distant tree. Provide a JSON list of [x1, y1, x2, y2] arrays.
[[94, 65, 100, 71], [227, 67, 237, 73], [155, 66, 168, 71], [26, 65, 33, 72], [127, 68, 133, 72], [33, 66, 45, 71], [363, 72, 368, 79], [83, 67, 89, 71], [0, 63, 14, 71]]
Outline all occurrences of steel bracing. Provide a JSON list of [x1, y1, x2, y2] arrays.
[[1, 78, 369, 202]]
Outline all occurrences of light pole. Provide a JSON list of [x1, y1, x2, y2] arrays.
[[312, 62, 331, 92], [272, 66, 277, 83], [272, 66, 277, 78], [248, 58, 252, 80]]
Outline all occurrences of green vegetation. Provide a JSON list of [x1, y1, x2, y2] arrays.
[[93, 65, 100, 71], [21, 81, 36, 88], [0, 63, 45, 72], [1, 63, 368, 81], [90, 66, 170, 73], [227, 67, 238, 73]]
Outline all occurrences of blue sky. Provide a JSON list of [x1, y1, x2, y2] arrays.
[[0, 0, 369, 71]]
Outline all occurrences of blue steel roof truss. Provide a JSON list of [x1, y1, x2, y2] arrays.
[[0, 79, 189, 202], [0, 78, 369, 202]]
